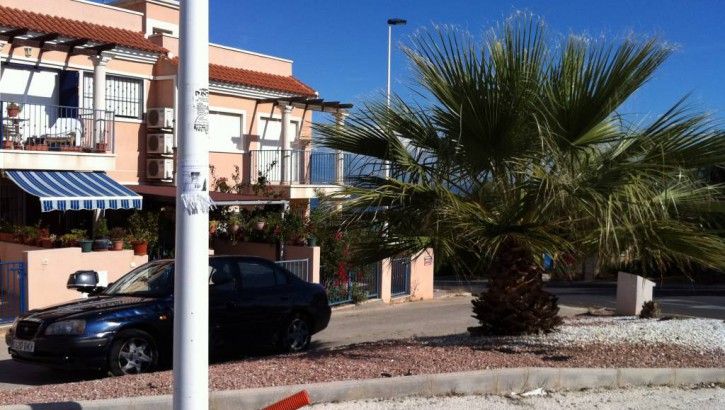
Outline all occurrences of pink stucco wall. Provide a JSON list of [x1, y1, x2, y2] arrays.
[[0, 0, 143, 31], [0, 242, 147, 310], [409, 248, 435, 301]]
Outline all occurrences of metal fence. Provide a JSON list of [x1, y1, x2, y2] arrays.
[[1, 262, 26, 324], [276, 258, 310, 282], [349, 262, 381, 299], [391, 257, 410, 297]]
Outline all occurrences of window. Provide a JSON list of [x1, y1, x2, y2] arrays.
[[209, 111, 244, 152], [84, 74, 143, 119], [238, 261, 276, 289]]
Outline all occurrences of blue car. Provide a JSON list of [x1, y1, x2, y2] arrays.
[[5, 256, 331, 375]]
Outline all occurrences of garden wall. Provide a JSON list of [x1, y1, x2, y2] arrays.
[[0, 242, 147, 310]]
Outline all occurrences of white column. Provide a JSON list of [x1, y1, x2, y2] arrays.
[[280, 104, 293, 184], [334, 112, 347, 184], [89, 54, 111, 145], [175, 0, 210, 409]]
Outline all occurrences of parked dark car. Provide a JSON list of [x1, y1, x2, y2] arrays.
[[5, 256, 331, 376]]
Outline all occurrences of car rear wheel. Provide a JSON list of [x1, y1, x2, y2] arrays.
[[281, 314, 311, 353], [108, 329, 158, 376]]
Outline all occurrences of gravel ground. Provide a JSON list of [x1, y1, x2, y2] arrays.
[[309, 385, 725, 409], [0, 316, 723, 406]]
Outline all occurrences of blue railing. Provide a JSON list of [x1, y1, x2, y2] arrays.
[[1, 261, 26, 323]]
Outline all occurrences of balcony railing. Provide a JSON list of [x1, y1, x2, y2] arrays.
[[1, 101, 114, 153], [247, 149, 387, 186]]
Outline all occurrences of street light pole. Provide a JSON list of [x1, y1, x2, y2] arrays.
[[386, 18, 407, 107]]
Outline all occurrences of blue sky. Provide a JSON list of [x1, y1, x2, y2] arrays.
[[204, 0, 724, 123]]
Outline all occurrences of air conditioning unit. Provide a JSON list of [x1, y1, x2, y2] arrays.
[[146, 158, 174, 180], [146, 133, 174, 155], [146, 108, 174, 129]]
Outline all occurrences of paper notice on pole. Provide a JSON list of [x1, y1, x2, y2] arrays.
[[193, 88, 209, 134], [179, 160, 213, 214]]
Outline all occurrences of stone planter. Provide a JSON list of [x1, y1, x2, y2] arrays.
[[93, 238, 110, 251], [111, 239, 124, 251]]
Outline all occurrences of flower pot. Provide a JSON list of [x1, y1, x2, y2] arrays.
[[7, 107, 19, 118], [131, 240, 148, 256], [0, 232, 14, 242], [95, 142, 108, 152], [111, 239, 124, 251], [39, 238, 53, 248], [93, 238, 110, 251], [79, 239, 94, 253], [307, 236, 317, 247], [254, 221, 266, 231], [3, 140, 14, 150]]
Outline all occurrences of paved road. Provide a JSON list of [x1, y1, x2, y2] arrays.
[[436, 279, 725, 320], [1, 277, 721, 391], [0, 297, 481, 390]]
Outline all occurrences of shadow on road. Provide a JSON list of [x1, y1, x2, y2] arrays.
[[0, 358, 104, 389]]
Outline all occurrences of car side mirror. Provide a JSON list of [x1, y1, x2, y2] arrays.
[[67, 270, 104, 294]]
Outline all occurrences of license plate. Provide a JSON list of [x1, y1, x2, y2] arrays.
[[11, 339, 35, 353]]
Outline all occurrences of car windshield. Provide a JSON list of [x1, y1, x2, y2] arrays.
[[102, 261, 174, 297]]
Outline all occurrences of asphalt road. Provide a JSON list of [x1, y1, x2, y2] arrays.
[[436, 278, 725, 320], [1, 277, 722, 391]]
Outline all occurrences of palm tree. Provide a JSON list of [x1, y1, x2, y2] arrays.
[[314, 14, 725, 335]]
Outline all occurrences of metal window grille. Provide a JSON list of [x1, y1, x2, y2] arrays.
[[84, 74, 143, 119]]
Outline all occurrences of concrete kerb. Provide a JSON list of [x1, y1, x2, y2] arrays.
[[2, 367, 724, 410]]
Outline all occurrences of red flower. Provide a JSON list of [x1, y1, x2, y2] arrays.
[[334, 231, 343, 240]]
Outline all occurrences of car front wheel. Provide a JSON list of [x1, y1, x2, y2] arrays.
[[281, 314, 311, 353], [108, 329, 158, 376]]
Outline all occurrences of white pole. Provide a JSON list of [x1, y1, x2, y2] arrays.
[[174, 0, 211, 409], [386, 24, 392, 108]]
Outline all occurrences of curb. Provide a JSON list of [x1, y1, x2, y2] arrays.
[[2, 367, 724, 409]]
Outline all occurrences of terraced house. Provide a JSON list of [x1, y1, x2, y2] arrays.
[[0, 0, 434, 320]]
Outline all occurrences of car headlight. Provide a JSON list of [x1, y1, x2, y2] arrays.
[[45, 320, 86, 336]]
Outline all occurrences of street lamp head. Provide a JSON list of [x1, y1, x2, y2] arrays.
[[387, 18, 407, 26]]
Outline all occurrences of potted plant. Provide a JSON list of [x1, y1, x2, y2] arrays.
[[250, 214, 266, 231], [92, 217, 110, 251], [69, 229, 88, 248], [109, 227, 126, 251], [6, 102, 21, 117], [73, 229, 93, 252], [0, 219, 14, 242], [128, 211, 159, 256], [227, 212, 242, 233]]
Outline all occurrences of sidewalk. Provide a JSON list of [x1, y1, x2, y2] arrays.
[[2, 367, 724, 410]]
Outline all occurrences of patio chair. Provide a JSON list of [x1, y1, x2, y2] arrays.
[[41, 117, 83, 146]]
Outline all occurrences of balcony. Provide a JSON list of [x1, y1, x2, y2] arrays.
[[1, 101, 115, 171], [247, 149, 386, 198]]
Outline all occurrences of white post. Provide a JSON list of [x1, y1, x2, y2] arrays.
[[387, 24, 392, 108], [89, 54, 111, 145], [280, 104, 292, 184], [174, 0, 210, 409], [334, 112, 347, 184]]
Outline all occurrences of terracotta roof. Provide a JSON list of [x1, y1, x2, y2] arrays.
[[167, 57, 316, 97], [0, 5, 167, 53]]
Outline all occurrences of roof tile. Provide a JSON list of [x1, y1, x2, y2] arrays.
[[0, 5, 166, 53], [167, 57, 316, 97]]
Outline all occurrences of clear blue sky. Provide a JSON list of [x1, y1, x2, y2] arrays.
[[204, 0, 723, 122]]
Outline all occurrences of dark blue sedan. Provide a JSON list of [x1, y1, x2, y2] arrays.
[[5, 256, 331, 375]]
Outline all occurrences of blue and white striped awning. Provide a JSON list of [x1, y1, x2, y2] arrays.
[[5, 170, 143, 212]]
